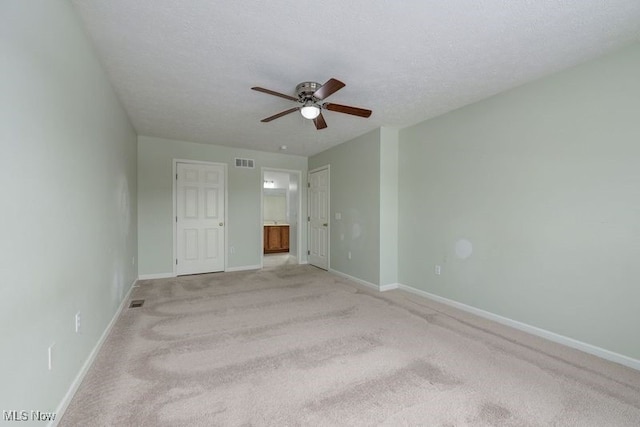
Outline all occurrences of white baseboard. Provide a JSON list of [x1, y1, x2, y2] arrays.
[[298, 260, 309, 265], [396, 283, 640, 372], [140, 265, 264, 277], [379, 283, 400, 292], [51, 278, 138, 426], [138, 272, 175, 280], [226, 264, 261, 272], [329, 269, 379, 291]]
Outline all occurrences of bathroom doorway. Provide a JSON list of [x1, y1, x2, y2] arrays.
[[261, 168, 302, 268]]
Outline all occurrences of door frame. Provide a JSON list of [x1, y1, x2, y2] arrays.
[[307, 165, 330, 270], [172, 159, 228, 276], [260, 167, 303, 268]]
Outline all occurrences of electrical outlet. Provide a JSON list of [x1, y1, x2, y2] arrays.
[[348, 251, 352, 260], [131, 256, 135, 266], [48, 343, 55, 371], [75, 312, 81, 333], [230, 246, 235, 254], [435, 265, 442, 275]]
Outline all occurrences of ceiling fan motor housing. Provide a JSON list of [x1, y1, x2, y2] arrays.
[[296, 82, 322, 101]]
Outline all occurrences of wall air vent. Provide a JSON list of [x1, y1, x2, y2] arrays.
[[235, 158, 255, 169]]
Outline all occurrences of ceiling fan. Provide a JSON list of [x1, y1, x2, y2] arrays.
[[251, 78, 372, 130]]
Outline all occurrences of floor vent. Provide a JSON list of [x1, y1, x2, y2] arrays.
[[235, 158, 255, 168], [129, 299, 145, 308]]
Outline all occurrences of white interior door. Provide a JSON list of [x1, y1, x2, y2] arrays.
[[308, 167, 329, 269], [176, 162, 225, 275]]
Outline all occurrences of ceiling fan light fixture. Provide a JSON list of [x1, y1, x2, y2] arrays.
[[300, 104, 320, 120]]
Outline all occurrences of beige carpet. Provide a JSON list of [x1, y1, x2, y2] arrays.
[[61, 265, 640, 426], [262, 253, 297, 268]]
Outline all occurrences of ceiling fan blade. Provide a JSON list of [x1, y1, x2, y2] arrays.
[[313, 78, 345, 100], [313, 112, 328, 130], [252, 86, 298, 102], [324, 103, 372, 118], [260, 107, 299, 122]]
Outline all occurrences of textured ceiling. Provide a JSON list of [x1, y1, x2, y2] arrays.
[[71, 0, 640, 157]]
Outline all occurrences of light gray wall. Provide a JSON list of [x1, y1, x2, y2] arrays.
[[0, 0, 137, 414], [309, 129, 381, 285], [379, 128, 399, 287], [398, 43, 640, 360], [138, 136, 307, 274]]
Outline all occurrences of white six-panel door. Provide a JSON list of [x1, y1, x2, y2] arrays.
[[308, 167, 329, 270], [176, 162, 225, 275]]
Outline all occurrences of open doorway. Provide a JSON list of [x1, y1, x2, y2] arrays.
[[261, 168, 302, 268]]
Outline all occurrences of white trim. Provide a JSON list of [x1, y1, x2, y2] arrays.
[[260, 167, 303, 268], [308, 165, 330, 174], [307, 165, 330, 271], [51, 279, 137, 426], [329, 268, 378, 291], [173, 159, 228, 275], [138, 272, 176, 280], [225, 264, 261, 272], [396, 283, 640, 372], [379, 283, 400, 292]]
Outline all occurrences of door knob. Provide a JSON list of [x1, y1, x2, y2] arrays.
[[323, 223, 328, 227], [219, 222, 224, 226]]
